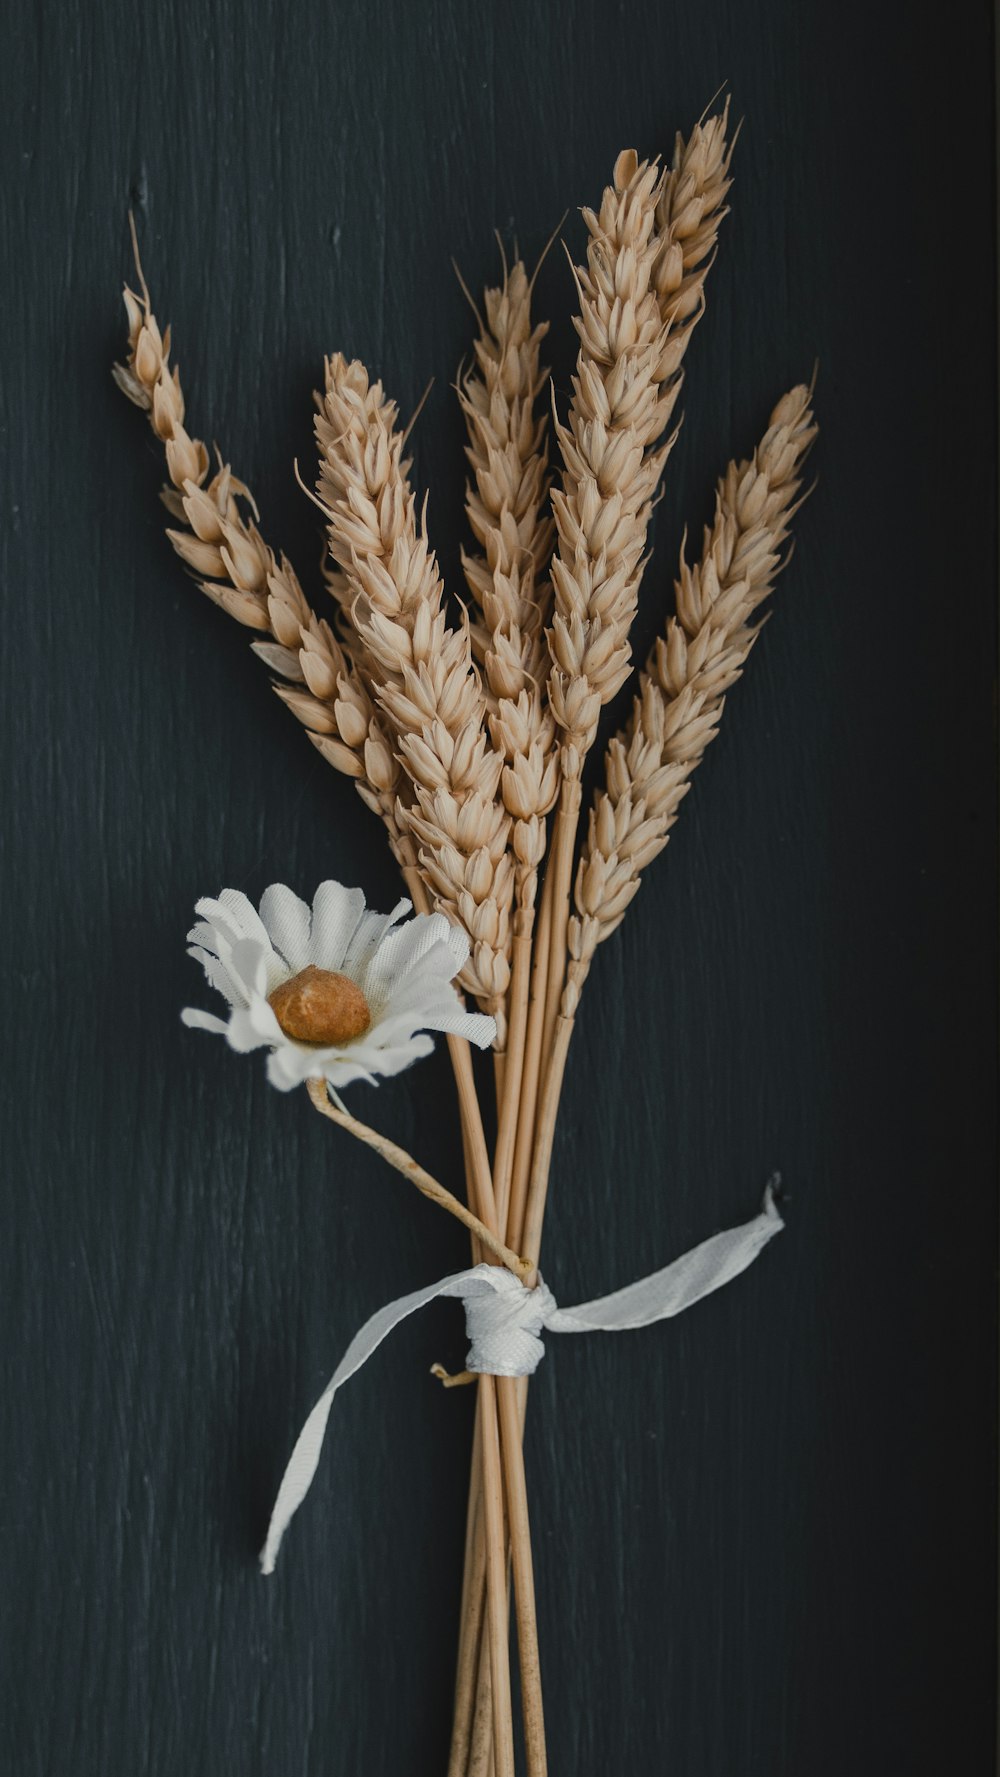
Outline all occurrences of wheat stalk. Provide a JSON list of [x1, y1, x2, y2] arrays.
[[313, 355, 515, 1034], [538, 109, 733, 1060], [112, 257, 413, 866], [447, 257, 561, 1775], [566, 382, 817, 1013], [458, 255, 560, 927], [545, 102, 732, 774], [546, 151, 672, 774], [459, 254, 554, 686]]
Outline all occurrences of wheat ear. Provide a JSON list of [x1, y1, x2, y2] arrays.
[[566, 382, 817, 1013], [652, 99, 734, 350], [457, 255, 559, 930], [546, 102, 734, 772], [546, 152, 673, 774], [459, 253, 555, 689], [112, 262, 414, 866], [544, 100, 733, 773], [538, 107, 734, 1029], [313, 356, 514, 1031]]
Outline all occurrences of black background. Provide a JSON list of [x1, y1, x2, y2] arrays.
[[2, 3, 997, 1773]]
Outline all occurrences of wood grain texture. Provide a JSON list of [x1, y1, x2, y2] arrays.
[[1, 1, 996, 1772]]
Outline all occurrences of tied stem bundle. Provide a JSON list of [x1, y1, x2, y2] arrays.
[[114, 95, 815, 1777]]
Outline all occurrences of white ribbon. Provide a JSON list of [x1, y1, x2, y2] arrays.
[[260, 1179, 783, 1575]]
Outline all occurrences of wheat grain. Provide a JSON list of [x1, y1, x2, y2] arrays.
[[566, 383, 817, 1014]]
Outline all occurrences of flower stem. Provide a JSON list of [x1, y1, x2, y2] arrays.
[[519, 1013, 575, 1278], [305, 1078, 530, 1279]]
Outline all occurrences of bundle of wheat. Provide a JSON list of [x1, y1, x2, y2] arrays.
[[114, 96, 814, 1777]]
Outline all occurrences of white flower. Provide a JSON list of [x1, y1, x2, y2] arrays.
[[181, 881, 496, 1091]]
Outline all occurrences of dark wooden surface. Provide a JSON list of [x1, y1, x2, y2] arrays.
[[1, 3, 996, 1772]]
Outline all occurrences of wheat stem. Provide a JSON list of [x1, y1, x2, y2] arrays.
[[498, 1377, 546, 1774], [520, 1016, 575, 1281], [541, 777, 582, 1072], [493, 930, 533, 1235], [507, 870, 554, 1257], [476, 1375, 514, 1777], [448, 1391, 490, 1776]]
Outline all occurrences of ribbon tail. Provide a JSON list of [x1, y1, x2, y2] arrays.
[[259, 1263, 490, 1575], [546, 1179, 784, 1337]]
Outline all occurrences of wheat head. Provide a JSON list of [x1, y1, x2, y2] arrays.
[[314, 357, 514, 1027], [566, 382, 817, 1014], [546, 106, 732, 784], [458, 256, 559, 921], [112, 272, 420, 867]]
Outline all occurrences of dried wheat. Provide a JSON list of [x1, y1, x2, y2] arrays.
[[566, 383, 817, 1014], [652, 102, 734, 355], [547, 105, 733, 777], [112, 268, 416, 864], [313, 357, 514, 1026], [545, 152, 672, 775], [458, 257, 559, 921]]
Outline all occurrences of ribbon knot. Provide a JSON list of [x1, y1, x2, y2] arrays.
[[462, 1269, 557, 1377], [259, 1180, 783, 1575]]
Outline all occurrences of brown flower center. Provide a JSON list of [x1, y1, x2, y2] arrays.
[[267, 965, 371, 1047]]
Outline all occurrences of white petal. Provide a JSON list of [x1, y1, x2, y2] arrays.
[[244, 995, 284, 1041], [321, 1056, 379, 1088], [187, 919, 227, 956], [372, 985, 452, 1039], [230, 936, 285, 998], [226, 1008, 277, 1054], [266, 1046, 313, 1091], [373, 997, 495, 1050], [181, 1007, 230, 1035], [309, 882, 367, 970], [187, 945, 244, 1007], [189, 906, 244, 955], [375, 941, 467, 1017], [259, 883, 313, 971], [435, 1010, 496, 1049], [339, 898, 411, 977], [360, 912, 454, 1000], [346, 1032, 436, 1078], [197, 890, 271, 952]]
